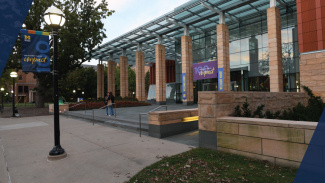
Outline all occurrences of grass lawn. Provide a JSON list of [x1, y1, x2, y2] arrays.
[[128, 148, 298, 183]]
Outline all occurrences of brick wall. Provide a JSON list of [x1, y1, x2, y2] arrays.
[[297, 0, 325, 52]]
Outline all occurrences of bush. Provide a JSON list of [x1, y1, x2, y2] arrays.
[[232, 86, 325, 122]]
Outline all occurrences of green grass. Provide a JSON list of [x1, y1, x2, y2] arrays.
[[128, 148, 297, 183]]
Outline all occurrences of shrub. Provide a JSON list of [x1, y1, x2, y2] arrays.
[[253, 104, 265, 118], [232, 86, 325, 122], [234, 105, 242, 117], [242, 98, 252, 117]]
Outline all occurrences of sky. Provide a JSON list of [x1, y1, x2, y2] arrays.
[[86, 0, 189, 65]]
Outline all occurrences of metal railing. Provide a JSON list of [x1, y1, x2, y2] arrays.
[[92, 103, 117, 125], [65, 102, 117, 126], [139, 105, 167, 137]]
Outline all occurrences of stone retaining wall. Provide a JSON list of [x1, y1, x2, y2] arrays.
[[198, 91, 312, 167], [214, 117, 317, 168], [148, 109, 198, 138]]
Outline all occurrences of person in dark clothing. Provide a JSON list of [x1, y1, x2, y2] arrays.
[[104, 92, 110, 115], [107, 92, 115, 116]]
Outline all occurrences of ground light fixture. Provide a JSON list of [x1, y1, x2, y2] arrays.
[[1, 87, 4, 110], [43, 6, 67, 160], [10, 71, 17, 117]]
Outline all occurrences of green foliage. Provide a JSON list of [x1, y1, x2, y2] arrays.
[[264, 110, 281, 119], [234, 105, 241, 117], [253, 104, 265, 118], [233, 86, 325, 122], [145, 71, 150, 94], [242, 98, 251, 117], [115, 66, 120, 96], [59, 67, 97, 101], [128, 67, 136, 95]]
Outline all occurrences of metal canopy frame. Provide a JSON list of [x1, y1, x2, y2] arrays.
[[90, 0, 296, 65]]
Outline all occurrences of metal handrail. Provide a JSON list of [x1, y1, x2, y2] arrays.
[[66, 102, 117, 125], [139, 105, 167, 137], [92, 103, 117, 125]]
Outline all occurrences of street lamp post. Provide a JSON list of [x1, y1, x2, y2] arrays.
[[44, 6, 67, 160], [10, 72, 17, 117], [0, 88, 4, 110]]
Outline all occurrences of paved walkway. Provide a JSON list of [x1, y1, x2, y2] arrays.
[[0, 115, 195, 183], [65, 103, 198, 131]]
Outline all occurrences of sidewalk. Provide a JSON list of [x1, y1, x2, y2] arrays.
[[0, 115, 194, 183]]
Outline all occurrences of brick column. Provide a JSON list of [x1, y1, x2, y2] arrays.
[[107, 61, 116, 96], [136, 51, 146, 102], [97, 64, 104, 99], [181, 35, 194, 105], [267, 7, 283, 92], [217, 24, 230, 91], [120, 56, 128, 98], [155, 44, 166, 105]]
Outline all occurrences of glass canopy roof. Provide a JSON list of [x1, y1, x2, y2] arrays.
[[90, 0, 296, 65]]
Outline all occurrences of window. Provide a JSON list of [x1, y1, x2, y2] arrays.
[[24, 86, 29, 93], [18, 86, 23, 93], [19, 75, 22, 80]]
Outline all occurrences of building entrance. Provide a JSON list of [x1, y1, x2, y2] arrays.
[[193, 78, 218, 104]]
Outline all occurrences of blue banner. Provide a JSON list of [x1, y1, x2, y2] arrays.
[[182, 73, 186, 100], [0, 0, 34, 77], [21, 30, 50, 73], [218, 68, 224, 91], [294, 109, 325, 182]]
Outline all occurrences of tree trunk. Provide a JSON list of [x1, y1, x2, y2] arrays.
[[35, 76, 45, 108]]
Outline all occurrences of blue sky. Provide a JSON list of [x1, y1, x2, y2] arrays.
[[87, 0, 189, 65]]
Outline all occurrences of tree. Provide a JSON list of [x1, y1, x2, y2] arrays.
[[4, 0, 114, 107], [114, 65, 136, 97], [145, 71, 150, 94], [59, 67, 97, 101], [128, 67, 136, 96]]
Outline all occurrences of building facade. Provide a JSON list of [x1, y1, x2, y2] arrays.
[[91, 0, 325, 104]]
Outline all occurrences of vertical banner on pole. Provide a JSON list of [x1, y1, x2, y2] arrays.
[[182, 73, 187, 100], [218, 68, 224, 91], [21, 30, 50, 73]]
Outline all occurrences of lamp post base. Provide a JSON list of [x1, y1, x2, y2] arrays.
[[48, 145, 67, 161]]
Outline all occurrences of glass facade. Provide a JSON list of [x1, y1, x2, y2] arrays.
[[174, 8, 300, 103]]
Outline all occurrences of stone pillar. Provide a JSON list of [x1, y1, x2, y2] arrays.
[[107, 61, 116, 96], [198, 91, 217, 150], [120, 56, 128, 98], [136, 51, 146, 102], [97, 64, 104, 99], [155, 44, 166, 105], [181, 35, 194, 105], [217, 23, 230, 91], [267, 6, 283, 92]]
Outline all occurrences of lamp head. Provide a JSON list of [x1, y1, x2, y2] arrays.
[[43, 6, 65, 29], [0, 88, 4, 91], [10, 71, 18, 78]]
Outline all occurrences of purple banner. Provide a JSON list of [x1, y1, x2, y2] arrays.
[[193, 60, 218, 80]]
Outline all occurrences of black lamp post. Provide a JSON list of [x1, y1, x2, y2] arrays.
[[0, 87, 4, 110], [44, 6, 67, 160], [10, 72, 17, 117]]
